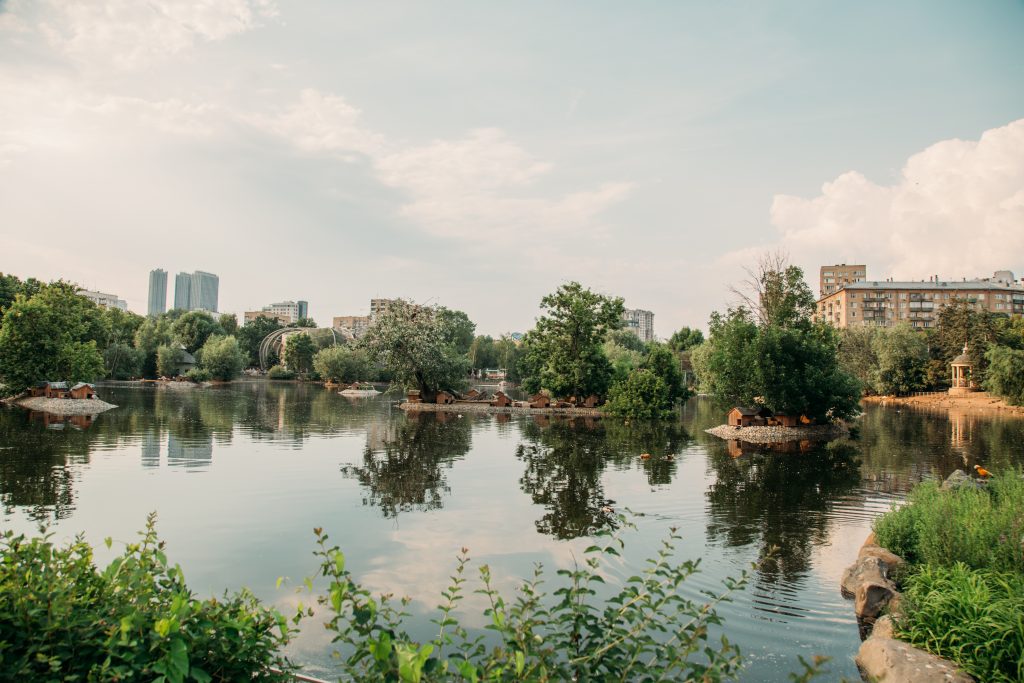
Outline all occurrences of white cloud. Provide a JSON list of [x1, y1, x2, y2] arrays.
[[37, 0, 276, 69], [765, 119, 1024, 281], [254, 89, 385, 158]]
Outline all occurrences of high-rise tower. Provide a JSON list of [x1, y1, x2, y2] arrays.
[[147, 268, 167, 316]]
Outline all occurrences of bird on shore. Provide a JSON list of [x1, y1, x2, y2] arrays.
[[974, 464, 992, 478], [640, 453, 651, 460]]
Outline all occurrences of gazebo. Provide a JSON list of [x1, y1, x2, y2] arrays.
[[949, 343, 976, 395]]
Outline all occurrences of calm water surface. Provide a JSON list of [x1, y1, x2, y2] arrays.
[[3, 382, 1024, 681]]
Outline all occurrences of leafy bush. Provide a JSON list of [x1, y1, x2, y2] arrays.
[[0, 514, 294, 682], [267, 365, 295, 380], [873, 471, 1024, 573], [897, 563, 1024, 683], [984, 345, 1024, 405], [311, 520, 753, 682], [313, 346, 372, 383], [198, 335, 245, 381], [605, 368, 673, 419], [157, 344, 184, 377], [186, 367, 212, 383]]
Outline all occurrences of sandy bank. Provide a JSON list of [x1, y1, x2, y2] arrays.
[[862, 391, 1024, 418], [400, 402, 604, 417], [705, 423, 847, 444], [16, 397, 117, 415]]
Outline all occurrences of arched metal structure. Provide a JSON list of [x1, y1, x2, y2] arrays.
[[258, 326, 350, 371]]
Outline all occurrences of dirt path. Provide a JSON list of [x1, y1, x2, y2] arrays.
[[862, 391, 1024, 418]]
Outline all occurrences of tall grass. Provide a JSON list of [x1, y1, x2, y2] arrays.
[[897, 563, 1024, 683], [873, 470, 1024, 573]]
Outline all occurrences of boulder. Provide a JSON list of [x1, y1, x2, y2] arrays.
[[856, 577, 899, 620], [940, 469, 981, 491], [859, 544, 906, 573], [842, 556, 888, 596], [856, 637, 973, 682], [871, 614, 896, 640]]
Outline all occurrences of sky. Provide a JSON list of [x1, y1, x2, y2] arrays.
[[1, 1, 1023, 337]]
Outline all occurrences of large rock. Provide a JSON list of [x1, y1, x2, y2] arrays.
[[842, 556, 889, 596], [856, 576, 899, 620], [940, 469, 981, 491], [859, 544, 906, 574], [871, 614, 895, 640], [856, 637, 973, 682]]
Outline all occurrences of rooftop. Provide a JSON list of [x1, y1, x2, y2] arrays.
[[836, 280, 1024, 293]]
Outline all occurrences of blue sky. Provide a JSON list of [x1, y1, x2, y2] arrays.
[[1, 1, 1022, 335]]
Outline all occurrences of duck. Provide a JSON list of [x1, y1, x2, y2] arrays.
[[974, 464, 992, 478], [664, 455, 674, 462], [640, 453, 651, 460]]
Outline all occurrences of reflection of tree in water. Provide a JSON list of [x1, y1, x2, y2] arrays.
[[0, 409, 92, 521], [705, 441, 861, 586], [516, 418, 690, 539], [341, 411, 472, 518]]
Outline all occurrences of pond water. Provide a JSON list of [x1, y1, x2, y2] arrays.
[[2, 382, 1023, 681]]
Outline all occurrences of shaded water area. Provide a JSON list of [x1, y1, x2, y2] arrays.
[[2, 382, 1024, 680]]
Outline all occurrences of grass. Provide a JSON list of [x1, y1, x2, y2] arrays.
[[872, 469, 1024, 681]]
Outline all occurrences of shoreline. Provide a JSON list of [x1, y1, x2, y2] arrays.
[[399, 401, 605, 417], [705, 423, 847, 444], [862, 391, 1024, 418], [15, 396, 117, 415]]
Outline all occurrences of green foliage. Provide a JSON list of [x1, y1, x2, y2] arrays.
[[283, 333, 316, 374], [607, 328, 646, 352], [467, 335, 498, 370], [0, 283, 107, 391], [871, 323, 928, 395], [360, 299, 469, 400], [173, 311, 223, 354], [185, 367, 213, 383], [524, 282, 624, 399], [642, 342, 688, 403], [436, 308, 476, 356], [135, 316, 175, 378], [896, 564, 1024, 683], [156, 345, 185, 378], [198, 335, 245, 381], [838, 326, 880, 393], [873, 470, 1024, 573], [267, 365, 295, 380], [313, 346, 372, 383], [603, 340, 643, 385], [0, 515, 294, 682], [217, 313, 239, 336], [494, 335, 523, 381], [290, 317, 317, 328], [0, 272, 43, 317], [934, 300, 999, 382], [667, 326, 704, 353], [312, 519, 750, 682], [606, 368, 673, 419], [984, 345, 1024, 405], [238, 316, 283, 368], [104, 342, 144, 380]]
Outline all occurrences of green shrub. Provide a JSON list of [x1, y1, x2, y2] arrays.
[[267, 365, 295, 380], [605, 368, 673, 419], [897, 563, 1024, 683], [185, 367, 212, 383], [198, 335, 245, 381], [0, 514, 294, 682], [873, 471, 1024, 573]]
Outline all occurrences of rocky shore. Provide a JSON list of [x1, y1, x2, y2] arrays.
[[400, 402, 604, 417], [16, 397, 117, 415], [705, 423, 847, 443]]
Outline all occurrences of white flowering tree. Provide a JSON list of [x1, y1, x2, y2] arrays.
[[359, 299, 469, 401]]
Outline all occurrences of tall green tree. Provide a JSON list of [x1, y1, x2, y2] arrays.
[[313, 346, 372, 383], [838, 326, 880, 392], [237, 315, 283, 367], [156, 345, 184, 377], [437, 308, 476, 355], [871, 324, 928, 395], [198, 335, 246, 381], [218, 313, 239, 336], [359, 299, 469, 401], [667, 327, 705, 353], [984, 345, 1024, 405], [134, 316, 174, 379], [173, 311, 222, 354], [641, 342, 688, 403], [607, 329, 646, 352], [0, 283, 106, 391], [283, 332, 316, 374], [731, 252, 816, 328], [525, 282, 624, 399], [934, 300, 999, 382], [468, 335, 498, 370]]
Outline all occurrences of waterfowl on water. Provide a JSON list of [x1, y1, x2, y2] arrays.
[[974, 464, 992, 478], [665, 455, 674, 461], [640, 453, 651, 460]]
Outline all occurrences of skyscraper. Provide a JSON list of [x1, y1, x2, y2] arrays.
[[174, 272, 193, 310], [147, 268, 167, 316], [297, 300, 308, 320], [191, 271, 219, 312]]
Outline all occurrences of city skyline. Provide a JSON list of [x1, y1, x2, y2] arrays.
[[1, 2, 1022, 336]]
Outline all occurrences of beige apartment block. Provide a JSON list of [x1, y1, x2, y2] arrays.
[[817, 273, 1024, 330], [819, 264, 866, 298], [332, 315, 371, 338]]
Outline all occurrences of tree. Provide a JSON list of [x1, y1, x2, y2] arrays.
[[838, 327, 880, 393], [607, 329, 646, 352], [283, 333, 316, 374], [198, 335, 245, 381], [667, 327, 704, 353], [606, 369, 673, 419], [934, 300, 998, 382], [641, 342, 688, 403], [0, 284, 106, 391], [237, 315, 283, 367], [603, 340, 644, 385], [103, 342, 143, 380], [983, 346, 1024, 405], [0, 273, 43, 319], [218, 313, 239, 336], [871, 324, 928, 395], [436, 308, 476, 355], [494, 335, 523, 381], [156, 345, 183, 377], [134, 316, 174, 378], [291, 317, 317, 328], [467, 335, 497, 371], [173, 311, 222, 354], [731, 251, 816, 328], [525, 282, 624, 399], [359, 299, 469, 401], [313, 346, 372, 383]]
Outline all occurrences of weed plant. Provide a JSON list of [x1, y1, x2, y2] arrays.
[[0, 513, 294, 682], [873, 470, 1024, 572], [897, 563, 1024, 683]]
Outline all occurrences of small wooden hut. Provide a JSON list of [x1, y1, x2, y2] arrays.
[[69, 382, 97, 400], [435, 390, 455, 405], [768, 414, 799, 427], [529, 393, 551, 409], [406, 389, 422, 403], [45, 382, 71, 399], [727, 406, 771, 427], [581, 394, 601, 408], [490, 391, 512, 407]]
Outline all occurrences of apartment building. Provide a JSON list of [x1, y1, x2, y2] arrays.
[[245, 300, 308, 325], [79, 289, 128, 311], [622, 308, 655, 342], [332, 315, 371, 338], [147, 268, 167, 316], [820, 264, 866, 298], [818, 272, 1024, 330]]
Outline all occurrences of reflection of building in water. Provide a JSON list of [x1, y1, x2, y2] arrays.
[[29, 411, 94, 431], [167, 434, 213, 468], [948, 409, 972, 463], [141, 430, 162, 468]]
